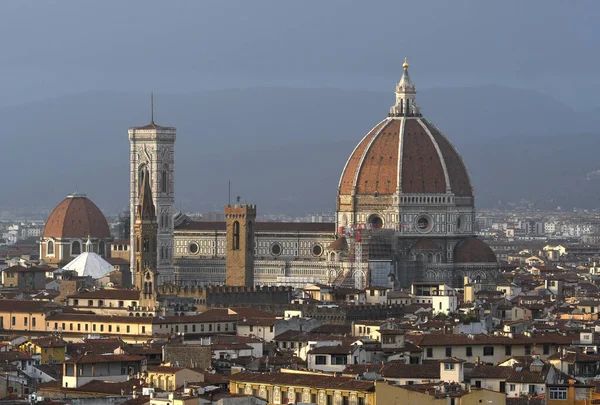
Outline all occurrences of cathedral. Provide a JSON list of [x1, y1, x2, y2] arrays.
[[127, 60, 499, 289]]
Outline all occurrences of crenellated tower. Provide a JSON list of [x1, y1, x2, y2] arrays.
[[225, 204, 256, 287]]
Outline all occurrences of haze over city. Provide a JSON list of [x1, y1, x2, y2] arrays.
[[2, 0, 600, 215]]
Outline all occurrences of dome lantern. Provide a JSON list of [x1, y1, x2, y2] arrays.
[[390, 57, 420, 117]]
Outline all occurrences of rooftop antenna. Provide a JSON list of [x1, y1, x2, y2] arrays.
[[151, 92, 155, 124], [228, 180, 231, 205]]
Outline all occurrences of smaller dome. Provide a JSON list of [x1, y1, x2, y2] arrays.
[[454, 238, 497, 263], [43, 194, 110, 239], [327, 236, 349, 251]]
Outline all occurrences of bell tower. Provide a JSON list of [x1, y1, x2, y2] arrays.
[[134, 171, 158, 306], [129, 98, 176, 285], [225, 204, 256, 287]]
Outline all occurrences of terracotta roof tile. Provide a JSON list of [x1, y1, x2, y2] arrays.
[[65, 353, 145, 364], [69, 289, 141, 300], [338, 117, 473, 198], [230, 372, 375, 392], [339, 120, 388, 195], [382, 361, 440, 379], [454, 237, 497, 263], [43, 195, 110, 239]]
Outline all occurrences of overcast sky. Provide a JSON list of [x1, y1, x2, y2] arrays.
[[0, 0, 598, 109]]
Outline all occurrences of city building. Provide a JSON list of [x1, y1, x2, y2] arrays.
[[62, 353, 146, 388], [39, 193, 113, 267], [170, 61, 499, 289], [129, 114, 176, 284]]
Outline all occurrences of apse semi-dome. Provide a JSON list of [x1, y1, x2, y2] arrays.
[[43, 193, 111, 239], [454, 237, 497, 263]]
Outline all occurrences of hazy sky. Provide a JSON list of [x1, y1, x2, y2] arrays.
[[1, 0, 598, 109]]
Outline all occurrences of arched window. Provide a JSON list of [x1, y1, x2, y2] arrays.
[[160, 246, 164, 260], [247, 221, 253, 251], [233, 221, 240, 250], [143, 237, 149, 252], [139, 165, 148, 193], [98, 241, 105, 256], [47, 240, 54, 255], [161, 166, 169, 194], [72, 241, 81, 255]]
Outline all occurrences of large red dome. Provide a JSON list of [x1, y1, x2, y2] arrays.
[[338, 117, 472, 198], [338, 60, 472, 201], [43, 194, 111, 239]]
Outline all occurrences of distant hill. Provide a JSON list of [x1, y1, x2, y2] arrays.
[[1, 86, 599, 215]]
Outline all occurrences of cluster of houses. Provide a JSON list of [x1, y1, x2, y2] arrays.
[[0, 264, 594, 405]]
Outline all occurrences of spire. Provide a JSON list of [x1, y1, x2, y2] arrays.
[[86, 236, 92, 253], [390, 57, 420, 117], [150, 92, 154, 125], [137, 170, 156, 221]]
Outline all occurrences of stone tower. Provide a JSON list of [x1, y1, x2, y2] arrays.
[[225, 204, 256, 287], [134, 171, 158, 307], [129, 115, 176, 285]]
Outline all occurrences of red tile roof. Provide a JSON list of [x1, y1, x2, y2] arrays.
[[454, 237, 497, 263], [338, 118, 473, 197], [230, 372, 375, 392], [65, 353, 145, 364], [43, 194, 110, 238], [410, 332, 573, 347], [382, 361, 440, 379], [69, 289, 141, 300]]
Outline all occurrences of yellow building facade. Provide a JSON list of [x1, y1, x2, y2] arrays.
[[230, 370, 507, 405], [20, 337, 67, 364]]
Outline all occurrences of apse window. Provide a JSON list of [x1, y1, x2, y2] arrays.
[[189, 243, 199, 254], [312, 244, 323, 257], [271, 243, 282, 256]]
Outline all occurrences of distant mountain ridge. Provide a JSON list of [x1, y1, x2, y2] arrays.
[[2, 86, 599, 215]]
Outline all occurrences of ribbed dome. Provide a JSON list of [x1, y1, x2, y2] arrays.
[[454, 237, 497, 263], [338, 117, 472, 197], [43, 194, 111, 239], [338, 61, 472, 199]]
